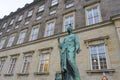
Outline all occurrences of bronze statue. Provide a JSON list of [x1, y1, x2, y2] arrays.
[[58, 24, 80, 80]]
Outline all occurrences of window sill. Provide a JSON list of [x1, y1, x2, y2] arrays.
[[34, 72, 49, 75], [86, 69, 115, 74], [4, 73, 13, 76], [17, 73, 29, 76]]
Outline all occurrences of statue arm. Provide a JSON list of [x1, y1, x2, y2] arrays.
[[75, 35, 80, 54]]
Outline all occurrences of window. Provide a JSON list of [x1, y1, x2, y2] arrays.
[[89, 44, 107, 70], [22, 56, 32, 73], [18, 15, 23, 21], [45, 20, 55, 37], [2, 23, 7, 28], [51, 0, 58, 6], [29, 25, 39, 41], [0, 32, 2, 36], [36, 15, 42, 21], [25, 20, 30, 25], [86, 4, 101, 25], [63, 12, 75, 31], [27, 10, 33, 17], [38, 53, 50, 73], [15, 24, 20, 29], [0, 59, 6, 71], [50, 10, 56, 15], [17, 30, 27, 44], [38, 5, 45, 12], [65, 3, 74, 8], [0, 37, 6, 49], [8, 58, 17, 74], [7, 29, 11, 32], [9, 19, 14, 25], [7, 34, 15, 47]]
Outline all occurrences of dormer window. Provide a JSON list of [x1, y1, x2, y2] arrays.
[[18, 15, 23, 21], [2, 23, 7, 28], [38, 5, 45, 12], [65, 2, 74, 8], [51, 0, 58, 6], [9, 19, 14, 25], [27, 10, 33, 17]]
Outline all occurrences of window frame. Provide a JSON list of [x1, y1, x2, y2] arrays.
[[18, 15, 23, 21], [38, 4, 45, 12], [21, 56, 32, 73], [44, 19, 55, 37], [9, 19, 14, 25], [38, 53, 50, 73], [89, 44, 108, 70], [51, 0, 58, 6], [7, 34, 16, 47], [63, 12, 75, 32], [2, 23, 7, 28], [27, 10, 33, 17], [17, 30, 27, 44], [0, 37, 6, 49], [8, 57, 17, 74], [29, 25, 40, 41], [85, 3, 102, 25]]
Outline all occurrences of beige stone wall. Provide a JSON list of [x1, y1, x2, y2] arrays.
[[0, 22, 120, 80]]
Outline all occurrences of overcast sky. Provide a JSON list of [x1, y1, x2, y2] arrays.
[[0, 0, 33, 19]]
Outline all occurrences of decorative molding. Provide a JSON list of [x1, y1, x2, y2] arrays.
[[39, 47, 53, 52], [0, 56, 8, 58], [23, 50, 35, 56], [34, 72, 49, 75], [4, 73, 13, 76], [10, 53, 20, 57], [84, 36, 109, 48], [83, 0, 101, 8], [17, 73, 29, 76], [86, 69, 115, 74]]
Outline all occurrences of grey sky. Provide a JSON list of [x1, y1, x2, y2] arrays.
[[0, 0, 33, 19]]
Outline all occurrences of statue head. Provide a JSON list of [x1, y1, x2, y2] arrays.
[[67, 24, 73, 34]]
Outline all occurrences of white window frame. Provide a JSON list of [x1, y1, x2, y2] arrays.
[[51, 0, 58, 6], [17, 30, 27, 44], [85, 3, 102, 25], [38, 53, 50, 73], [38, 4, 45, 12], [8, 58, 17, 74], [0, 37, 6, 49], [89, 44, 108, 70], [7, 34, 15, 47], [22, 56, 32, 73], [29, 25, 40, 41], [27, 10, 33, 17], [45, 20, 55, 37], [63, 12, 75, 32]]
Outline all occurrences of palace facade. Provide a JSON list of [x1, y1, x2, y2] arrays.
[[0, 0, 120, 80]]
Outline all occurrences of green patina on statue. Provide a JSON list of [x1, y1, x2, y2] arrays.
[[57, 24, 81, 80]]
